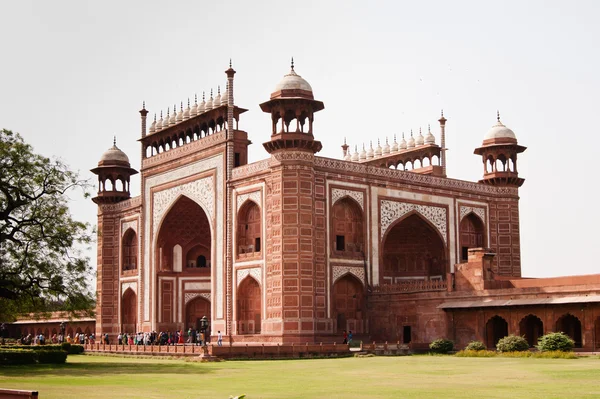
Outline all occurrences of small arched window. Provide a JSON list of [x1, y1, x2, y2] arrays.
[[122, 229, 138, 271], [237, 201, 262, 258]]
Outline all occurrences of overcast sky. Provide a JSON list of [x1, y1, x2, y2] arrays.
[[1, 0, 598, 279]]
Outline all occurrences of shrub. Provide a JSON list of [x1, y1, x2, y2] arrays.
[[1, 344, 64, 351], [0, 349, 37, 365], [37, 350, 68, 364], [61, 342, 72, 352], [496, 335, 529, 352], [455, 350, 497, 357], [69, 344, 84, 354], [536, 332, 574, 352], [429, 338, 454, 354], [465, 341, 486, 351]]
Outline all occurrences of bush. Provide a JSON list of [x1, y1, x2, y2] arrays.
[[465, 341, 486, 351], [496, 335, 529, 352], [0, 349, 37, 365], [60, 343, 84, 354], [1, 344, 64, 351], [455, 350, 497, 357], [429, 338, 454, 354], [37, 350, 68, 364], [536, 332, 574, 352]]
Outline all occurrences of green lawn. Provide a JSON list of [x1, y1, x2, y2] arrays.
[[1, 354, 599, 399]]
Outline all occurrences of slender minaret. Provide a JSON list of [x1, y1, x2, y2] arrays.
[[342, 137, 349, 158], [439, 110, 447, 176], [225, 59, 236, 338], [140, 101, 148, 165]]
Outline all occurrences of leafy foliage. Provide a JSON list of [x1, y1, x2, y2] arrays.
[[496, 335, 529, 352], [455, 350, 577, 359], [36, 349, 68, 363], [429, 338, 454, 354], [465, 341, 486, 351], [0, 349, 38, 365], [536, 332, 575, 352], [0, 129, 94, 320]]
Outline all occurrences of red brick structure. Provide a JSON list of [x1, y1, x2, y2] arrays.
[[88, 61, 600, 350]]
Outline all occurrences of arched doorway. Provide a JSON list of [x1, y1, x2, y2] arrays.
[[121, 288, 137, 334], [381, 213, 446, 283], [331, 198, 364, 255], [519, 314, 543, 347], [556, 314, 582, 348], [459, 213, 485, 262], [156, 195, 211, 273], [186, 297, 211, 332], [237, 277, 261, 334], [485, 315, 508, 348], [122, 228, 138, 271], [332, 274, 364, 334], [237, 201, 262, 258]]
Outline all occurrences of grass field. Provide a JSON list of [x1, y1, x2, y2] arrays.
[[1, 354, 599, 399]]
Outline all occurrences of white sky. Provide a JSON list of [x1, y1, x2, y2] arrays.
[[1, 0, 598, 279]]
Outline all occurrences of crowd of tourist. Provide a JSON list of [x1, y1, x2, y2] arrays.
[[18, 332, 96, 345], [115, 329, 210, 346]]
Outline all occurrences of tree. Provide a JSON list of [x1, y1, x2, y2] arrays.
[[0, 129, 94, 321]]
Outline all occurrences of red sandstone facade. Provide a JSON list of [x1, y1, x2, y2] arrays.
[[88, 62, 600, 350]]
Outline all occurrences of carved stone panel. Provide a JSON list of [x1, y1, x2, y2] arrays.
[[380, 199, 447, 243]]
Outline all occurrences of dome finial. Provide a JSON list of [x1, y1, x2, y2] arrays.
[[497, 110, 501, 122], [142, 101, 146, 110], [291, 57, 294, 71], [113, 136, 116, 146], [441, 109, 444, 117], [229, 58, 232, 68], [195, 93, 198, 104], [218, 85, 221, 96]]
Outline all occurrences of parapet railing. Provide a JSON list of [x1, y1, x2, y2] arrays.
[[371, 279, 447, 294]]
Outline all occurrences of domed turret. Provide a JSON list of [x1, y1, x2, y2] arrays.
[[261, 59, 324, 155], [474, 112, 526, 187], [91, 138, 138, 204]]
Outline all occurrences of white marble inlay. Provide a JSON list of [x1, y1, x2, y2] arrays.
[[331, 188, 364, 210], [184, 292, 211, 305], [380, 199, 447, 243], [121, 220, 137, 236], [236, 267, 262, 287], [122, 281, 137, 295], [460, 206, 486, 223], [184, 282, 211, 291], [332, 266, 365, 287], [236, 191, 261, 212]]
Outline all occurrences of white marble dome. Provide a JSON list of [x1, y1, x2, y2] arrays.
[[484, 119, 517, 141], [99, 143, 130, 165], [274, 69, 313, 93]]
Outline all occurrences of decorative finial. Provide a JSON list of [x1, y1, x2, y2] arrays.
[[428, 124, 431, 133], [180, 101, 183, 111], [113, 136, 116, 146], [441, 109, 444, 117], [202, 91, 205, 101], [142, 101, 146, 109], [291, 57, 294, 71], [188, 98, 190, 107], [402, 132, 405, 139], [154, 113, 156, 122], [386, 137, 389, 144], [210, 88, 213, 97], [497, 110, 500, 122], [344, 137, 347, 145], [218, 85, 221, 96], [167, 107, 170, 115], [195, 93, 198, 104], [377, 138, 380, 145], [160, 110, 163, 118], [411, 129, 413, 137], [229, 58, 232, 68], [394, 133, 397, 141]]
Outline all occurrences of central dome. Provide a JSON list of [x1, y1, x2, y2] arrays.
[[483, 114, 518, 142], [273, 69, 313, 93]]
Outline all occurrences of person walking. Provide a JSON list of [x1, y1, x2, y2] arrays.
[[342, 330, 348, 344], [348, 330, 353, 345], [217, 331, 223, 346]]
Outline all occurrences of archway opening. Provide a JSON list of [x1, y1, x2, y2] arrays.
[[237, 277, 261, 334], [332, 198, 364, 255], [485, 315, 508, 348], [556, 314, 582, 348], [459, 213, 485, 262], [122, 228, 138, 271], [156, 196, 211, 272], [236, 201, 261, 258], [121, 288, 137, 334], [381, 213, 446, 283], [185, 297, 211, 333], [519, 314, 543, 347], [332, 274, 364, 334]]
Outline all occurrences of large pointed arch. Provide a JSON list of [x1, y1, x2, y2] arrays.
[[556, 313, 582, 348], [485, 315, 508, 348], [380, 211, 447, 284]]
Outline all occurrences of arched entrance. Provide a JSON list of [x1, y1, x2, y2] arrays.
[[237, 277, 261, 334], [186, 297, 211, 332], [331, 198, 364, 255], [556, 314, 582, 348], [156, 195, 212, 272], [122, 228, 138, 272], [459, 213, 485, 262], [485, 315, 508, 348], [237, 201, 262, 258], [519, 314, 543, 347], [121, 288, 137, 334], [332, 274, 364, 334], [381, 213, 446, 283]]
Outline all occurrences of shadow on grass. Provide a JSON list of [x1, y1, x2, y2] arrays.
[[0, 359, 213, 377]]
